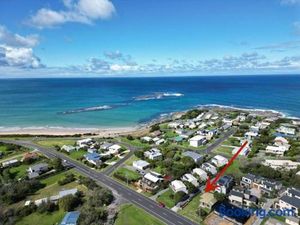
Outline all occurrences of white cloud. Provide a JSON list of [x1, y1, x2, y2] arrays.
[[0, 25, 39, 47], [0, 45, 43, 68], [294, 22, 300, 35], [28, 0, 115, 29]]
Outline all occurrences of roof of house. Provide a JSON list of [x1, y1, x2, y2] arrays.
[[84, 152, 101, 161], [30, 163, 48, 171], [182, 151, 203, 160], [133, 160, 150, 168], [171, 180, 186, 190], [59, 188, 78, 198], [213, 155, 228, 162], [217, 175, 234, 186], [60, 211, 80, 225], [190, 135, 206, 141], [144, 173, 160, 183], [280, 195, 300, 208], [200, 192, 217, 205]]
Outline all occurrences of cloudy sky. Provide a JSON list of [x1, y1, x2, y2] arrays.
[[0, 0, 300, 77]]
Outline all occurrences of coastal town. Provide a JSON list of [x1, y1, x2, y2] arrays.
[[0, 106, 300, 225]]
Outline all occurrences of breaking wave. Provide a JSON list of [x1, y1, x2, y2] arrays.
[[59, 105, 113, 115], [134, 92, 184, 101]]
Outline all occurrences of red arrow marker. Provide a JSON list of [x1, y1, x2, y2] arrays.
[[205, 141, 248, 192]]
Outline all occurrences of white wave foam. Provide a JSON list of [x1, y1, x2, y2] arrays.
[[134, 92, 184, 101], [61, 105, 113, 114]]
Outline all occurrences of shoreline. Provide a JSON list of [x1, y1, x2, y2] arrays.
[[0, 104, 298, 136]]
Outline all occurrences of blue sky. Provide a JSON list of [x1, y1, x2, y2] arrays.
[[0, 0, 300, 77]]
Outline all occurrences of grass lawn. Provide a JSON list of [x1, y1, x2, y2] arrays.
[[125, 155, 139, 166], [179, 193, 202, 223], [68, 150, 87, 160], [114, 204, 165, 225], [114, 167, 141, 181], [9, 164, 29, 179], [16, 209, 65, 225], [224, 160, 244, 178], [213, 146, 234, 156], [164, 130, 177, 138], [156, 188, 176, 208], [120, 137, 150, 148], [35, 139, 76, 148]]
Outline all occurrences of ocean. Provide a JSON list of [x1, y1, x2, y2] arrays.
[[0, 75, 300, 129]]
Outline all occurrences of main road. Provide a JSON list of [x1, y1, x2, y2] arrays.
[[2, 140, 197, 225]]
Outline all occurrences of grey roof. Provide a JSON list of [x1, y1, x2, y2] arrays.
[[280, 195, 300, 208], [230, 190, 244, 198], [217, 175, 234, 186], [30, 163, 48, 171], [182, 151, 203, 161], [28, 172, 39, 179], [244, 173, 256, 181], [288, 188, 300, 198]]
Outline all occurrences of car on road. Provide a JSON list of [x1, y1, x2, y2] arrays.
[[158, 201, 165, 208]]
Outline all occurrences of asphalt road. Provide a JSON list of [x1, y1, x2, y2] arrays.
[[2, 140, 197, 225], [204, 127, 236, 154]]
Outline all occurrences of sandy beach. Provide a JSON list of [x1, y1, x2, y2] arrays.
[[0, 126, 141, 137]]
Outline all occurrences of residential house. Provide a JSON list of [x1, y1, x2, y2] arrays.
[[277, 126, 296, 136], [192, 168, 208, 181], [181, 173, 199, 187], [228, 188, 258, 207], [170, 180, 188, 194], [84, 152, 102, 166], [199, 192, 217, 210], [216, 175, 234, 194], [144, 148, 162, 160], [275, 188, 300, 216], [189, 135, 207, 147], [28, 163, 49, 174], [108, 144, 121, 155], [87, 148, 97, 154], [244, 131, 259, 140], [182, 151, 204, 164], [274, 136, 289, 146], [61, 145, 76, 153], [141, 136, 152, 142], [154, 138, 165, 145], [265, 145, 289, 156], [140, 171, 163, 192], [211, 155, 228, 168], [1, 159, 19, 168], [76, 138, 93, 148], [168, 121, 183, 128], [132, 160, 150, 171], [100, 142, 113, 150], [263, 160, 300, 170], [232, 144, 250, 156], [60, 211, 80, 225], [201, 163, 217, 175]]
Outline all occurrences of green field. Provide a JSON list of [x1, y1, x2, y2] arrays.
[[179, 193, 202, 223], [156, 188, 176, 208], [213, 145, 234, 156], [224, 160, 243, 177], [68, 149, 87, 160], [120, 137, 150, 148], [9, 164, 29, 179], [114, 204, 165, 225], [16, 209, 65, 225], [125, 155, 139, 166], [114, 167, 141, 181], [35, 139, 76, 147]]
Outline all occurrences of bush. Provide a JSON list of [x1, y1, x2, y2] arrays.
[[37, 201, 57, 213], [58, 173, 76, 186], [59, 195, 82, 211]]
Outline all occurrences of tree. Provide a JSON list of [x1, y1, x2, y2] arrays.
[[87, 187, 114, 207], [174, 191, 186, 203], [134, 150, 144, 159], [52, 157, 64, 171], [79, 206, 108, 225], [126, 135, 134, 140], [150, 124, 160, 132], [197, 207, 208, 217], [59, 195, 81, 211], [213, 192, 226, 202]]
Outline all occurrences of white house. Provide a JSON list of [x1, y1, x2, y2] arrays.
[[155, 138, 165, 145], [201, 163, 217, 175], [232, 145, 250, 156], [211, 155, 228, 167], [144, 148, 162, 160], [263, 160, 300, 170], [133, 160, 150, 171], [141, 136, 152, 142], [1, 159, 19, 168], [108, 144, 122, 155], [170, 180, 188, 194], [275, 188, 300, 216], [192, 168, 208, 181], [245, 131, 259, 140], [274, 136, 289, 146], [189, 135, 207, 147], [181, 173, 199, 187], [266, 145, 289, 156], [76, 138, 93, 148], [277, 126, 296, 135], [61, 145, 76, 153]]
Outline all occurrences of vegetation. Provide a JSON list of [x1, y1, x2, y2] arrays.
[[113, 168, 141, 183], [179, 194, 202, 223], [114, 204, 165, 225]]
